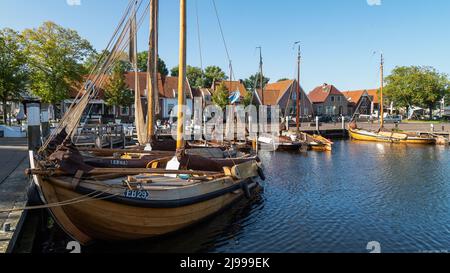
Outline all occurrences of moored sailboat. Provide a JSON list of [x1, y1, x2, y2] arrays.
[[348, 53, 436, 145], [29, 0, 263, 245]]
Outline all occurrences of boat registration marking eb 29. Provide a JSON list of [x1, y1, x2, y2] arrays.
[[124, 190, 150, 200]]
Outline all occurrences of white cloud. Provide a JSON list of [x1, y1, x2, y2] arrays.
[[367, 0, 382, 6], [67, 0, 81, 6]]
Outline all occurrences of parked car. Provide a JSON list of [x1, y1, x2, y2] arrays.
[[384, 115, 402, 124]]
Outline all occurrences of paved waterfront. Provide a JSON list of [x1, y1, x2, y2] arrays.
[[299, 122, 450, 133], [0, 138, 30, 253]]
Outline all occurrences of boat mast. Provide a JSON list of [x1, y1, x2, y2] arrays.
[[380, 53, 384, 129], [176, 0, 187, 151], [146, 0, 157, 143], [295, 42, 301, 132], [258, 47, 264, 104]]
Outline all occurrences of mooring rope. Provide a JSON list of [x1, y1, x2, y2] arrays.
[[0, 188, 121, 214]]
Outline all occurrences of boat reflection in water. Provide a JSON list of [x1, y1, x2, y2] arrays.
[[38, 140, 450, 253]]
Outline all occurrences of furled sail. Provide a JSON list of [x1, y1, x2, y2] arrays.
[[131, 2, 148, 145]]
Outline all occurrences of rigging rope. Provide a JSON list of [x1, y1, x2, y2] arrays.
[[195, 0, 204, 74], [39, 0, 151, 154], [211, 0, 236, 81]]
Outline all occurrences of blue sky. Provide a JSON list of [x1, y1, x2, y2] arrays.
[[1, 0, 450, 92]]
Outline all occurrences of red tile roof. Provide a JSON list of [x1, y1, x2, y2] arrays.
[[342, 89, 380, 104], [213, 80, 248, 97], [256, 80, 294, 105], [308, 84, 344, 103]]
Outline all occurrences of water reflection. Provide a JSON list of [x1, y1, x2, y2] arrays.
[[43, 141, 450, 253]]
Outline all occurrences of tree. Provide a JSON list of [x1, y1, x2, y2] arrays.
[[242, 91, 253, 107], [136, 51, 169, 76], [0, 28, 28, 124], [104, 62, 134, 116], [212, 82, 229, 110], [203, 66, 227, 88], [170, 65, 204, 88], [414, 67, 449, 119], [243, 73, 270, 91], [22, 21, 93, 106], [385, 66, 450, 119], [277, 78, 289, 82], [85, 50, 132, 73]]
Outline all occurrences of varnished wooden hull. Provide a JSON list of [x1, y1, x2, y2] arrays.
[[34, 171, 259, 245], [349, 128, 436, 145]]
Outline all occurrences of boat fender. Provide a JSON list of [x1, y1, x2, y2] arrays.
[[241, 182, 251, 199], [257, 166, 266, 181]]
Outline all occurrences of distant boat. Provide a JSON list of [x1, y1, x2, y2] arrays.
[[348, 53, 436, 145]]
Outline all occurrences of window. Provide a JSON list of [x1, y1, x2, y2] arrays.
[[167, 104, 175, 116], [120, 106, 130, 116], [317, 106, 323, 115], [331, 96, 335, 102], [337, 96, 341, 102]]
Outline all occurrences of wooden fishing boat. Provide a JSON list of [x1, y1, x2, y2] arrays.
[[348, 53, 435, 146], [257, 135, 304, 152], [303, 133, 333, 151], [29, 0, 264, 245], [348, 126, 436, 144], [29, 150, 262, 244], [281, 45, 333, 152], [82, 147, 259, 169]]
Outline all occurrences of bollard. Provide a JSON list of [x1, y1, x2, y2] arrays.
[[341, 115, 345, 130], [431, 124, 434, 132], [40, 107, 50, 140], [27, 103, 41, 151], [316, 116, 320, 132]]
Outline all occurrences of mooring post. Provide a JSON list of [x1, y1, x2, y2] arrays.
[[27, 103, 41, 151], [316, 116, 320, 132], [40, 106, 50, 141]]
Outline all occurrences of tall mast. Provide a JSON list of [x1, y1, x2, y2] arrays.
[[258, 47, 264, 104], [380, 53, 384, 129], [295, 42, 301, 132], [154, 0, 160, 115], [146, 0, 157, 142], [176, 0, 187, 150]]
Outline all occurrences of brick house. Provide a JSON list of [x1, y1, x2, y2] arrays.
[[342, 89, 380, 116], [256, 79, 313, 120], [63, 72, 193, 123], [308, 83, 349, 117]]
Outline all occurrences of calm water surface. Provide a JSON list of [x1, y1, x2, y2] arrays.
[[84, 140, 450, 253]]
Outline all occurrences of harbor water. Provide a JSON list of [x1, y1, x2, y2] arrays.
[[36, 140, 450, 253]]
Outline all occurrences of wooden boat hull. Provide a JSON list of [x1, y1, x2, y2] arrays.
[[349, 128, 436, 145], [35, 175, 259, 244], [306, 134, 333, 152]]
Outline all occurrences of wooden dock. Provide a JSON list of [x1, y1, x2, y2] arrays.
[[73, 124, 128, 149], [0, 138, 31, 253]]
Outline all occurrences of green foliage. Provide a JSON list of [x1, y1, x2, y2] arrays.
[[212, 82, 229, 110], [136, 51, 169, 76], [170, 65, 204, 88], [203, 66, 227, 88], [22, 21, 93, 104], [104, 62, 134, 112], [85, 50, 132, 72], [0, 28, 28, 124], [242, 91, 254, 107], [277, 78, 289, 82], [385, 66, 450, 118], [243, 72, 270, 91]]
